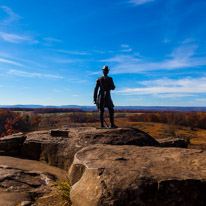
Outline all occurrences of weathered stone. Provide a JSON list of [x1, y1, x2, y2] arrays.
[[0, 155, 67, 206], [0, 133, 26, 155], [21, 127, 159, 170], [159, 137, 188, 148], [69, 145, 206, 206], [0, 165, 56, 206]]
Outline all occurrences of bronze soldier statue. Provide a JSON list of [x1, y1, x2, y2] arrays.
[[94, 65, 117, 128]]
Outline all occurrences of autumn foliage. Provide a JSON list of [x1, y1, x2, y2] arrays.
[[0, 110, 41, 138], [68, 112, 98, 123], [128, 111, 206, 130]]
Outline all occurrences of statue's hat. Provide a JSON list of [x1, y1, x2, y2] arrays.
[[102, 65, 109, 71]]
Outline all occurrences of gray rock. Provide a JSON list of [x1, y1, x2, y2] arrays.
[[69, 145, 206, 206], [21, 127, 159, 170]]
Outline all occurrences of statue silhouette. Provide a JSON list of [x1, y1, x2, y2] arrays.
[[94, 66, 117, 128]]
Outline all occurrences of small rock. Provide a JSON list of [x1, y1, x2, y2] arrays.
[[51, 129, 69, 137]]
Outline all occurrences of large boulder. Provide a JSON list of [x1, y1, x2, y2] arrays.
[[21, 127, 159, 170], [0, 133, 26, 155], [69, 145, 206, 206]]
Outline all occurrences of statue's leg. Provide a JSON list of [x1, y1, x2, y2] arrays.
[[108, 107, 117, 128], [100, 107, 105, 127]]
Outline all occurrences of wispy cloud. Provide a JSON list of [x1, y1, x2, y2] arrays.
[[52, 58, 81, 63], [43, 37, 62, 43], [55, 49, 90, 55], [121, 48, 133, 52], [155, 94, 195, 98], [117, 77, 206, 98], [43, 37, 62, 46], [0, 31, 37, 44], [0, 58, 24, 67], [0, 52, 47, 68], [53, 89, 61, 92], [121, 44, 130, 48], [0, 6, 21, 24], [128, 0, 155, 6], [7, 69, 63, 79], [195, 98, 206, 102], [101, 44, 206, 74], [67, 78, 88, 83], [120, 44, 133, 52]]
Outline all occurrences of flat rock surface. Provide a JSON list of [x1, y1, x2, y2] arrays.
[[21, 127, 159, 170], [0, 156, 67, 206], [69, 145, 206, 206]]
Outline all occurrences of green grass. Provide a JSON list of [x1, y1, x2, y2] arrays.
[[53, 179, 72, 206]]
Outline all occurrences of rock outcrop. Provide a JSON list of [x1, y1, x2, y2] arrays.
[[69, 145, 206, 206], [1, 126, 198, 205], [0, 133, 26, 155], [21, 127, 159, 170]]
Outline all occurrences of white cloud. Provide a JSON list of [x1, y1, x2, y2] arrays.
[[0, 58, 24, 67], [195, 98, 206, 102], [163, 38, 170, 43], [121, 48, 133, 52], [181, 38, 195, 44], [155, 94, 195, 98], [7, 69, 63, 79], [43, 37, 62, 43], [53, 89, 61, 93], [55, 49, 90, 55], [120, 44, 132, 52], [121, 44, 129, 48], [0, 53, 47, 68], [0, 6, 21, 24], [0, 31, 37, 44], [117, 77, 206, 97], [101, 44, 206, 74], [129, 0, 154, 6]]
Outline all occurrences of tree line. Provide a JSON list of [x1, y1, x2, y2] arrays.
[[128, 111, 206, 130]]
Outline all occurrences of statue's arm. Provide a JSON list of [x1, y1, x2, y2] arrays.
[[110, 77, 115, 90], [94, 79, 100, 102]]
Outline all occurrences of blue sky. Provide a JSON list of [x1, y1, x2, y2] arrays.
[[0, 0, 206, 106]]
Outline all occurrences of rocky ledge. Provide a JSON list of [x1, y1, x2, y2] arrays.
[[69, 145, 206, 206], [20, 127, 159, 169], [0, 127, 196, 206], [0, 133, 26, 155]]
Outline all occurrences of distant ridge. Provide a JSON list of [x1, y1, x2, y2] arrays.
[[0, 105, 206, 112]]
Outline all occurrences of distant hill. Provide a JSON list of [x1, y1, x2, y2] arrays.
[[0, 105, 206, 112]]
